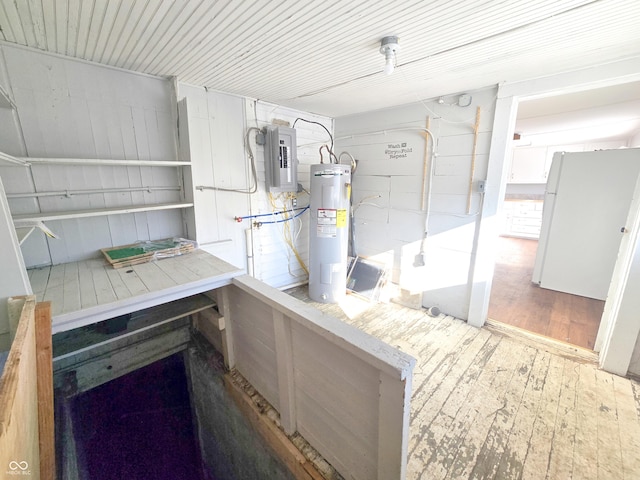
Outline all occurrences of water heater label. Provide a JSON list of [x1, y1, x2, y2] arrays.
[[316, 208, 347, 237], [317, 208, 336, 224], [336, 209, 347, 227], [317, 225, 337, 237]]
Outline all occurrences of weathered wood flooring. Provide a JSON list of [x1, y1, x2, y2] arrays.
[[489, 236, 604, 350], [287, 286, 640, 480]]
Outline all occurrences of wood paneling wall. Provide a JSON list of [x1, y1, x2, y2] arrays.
[[0, 176, 32, 348], [335, 87, 497, 319], [249, 100, 332, 289], [0, 44, 183, 267], [220, 275, 415, 480], [176, 84, 333, 288], [176, 84, 250, 270]]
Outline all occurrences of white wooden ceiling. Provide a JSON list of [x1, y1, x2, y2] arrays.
[[0, 0, 639, 117]]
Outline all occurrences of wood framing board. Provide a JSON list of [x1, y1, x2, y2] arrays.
[[53, 318, 191, 395], [29, 249, 243, 333], [0, 296, 40, 479], [192, 307, 225, 355], [35, 302, 54, 480], [52, 293, 214, 364]]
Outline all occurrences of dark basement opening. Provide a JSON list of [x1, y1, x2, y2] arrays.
[[68, 353, 204, 480]]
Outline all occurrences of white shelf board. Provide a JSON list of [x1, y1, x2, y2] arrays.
[[37, 250, 245, 334], [23, 157, 191, 167], [12, 202, 194, 223]]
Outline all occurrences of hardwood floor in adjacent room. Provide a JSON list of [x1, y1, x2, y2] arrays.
[[488, 236, 604, 350]]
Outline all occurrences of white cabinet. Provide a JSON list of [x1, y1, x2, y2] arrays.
[[502, 200, 543, 238], [509, 147, 547, 183]]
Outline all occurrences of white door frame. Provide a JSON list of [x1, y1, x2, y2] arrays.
[[467, 57, 640, 374], [596, 168, 640, 375]]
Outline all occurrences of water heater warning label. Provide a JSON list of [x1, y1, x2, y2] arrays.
[[317, 209, 336, 223], [317, 209, 347, 237]]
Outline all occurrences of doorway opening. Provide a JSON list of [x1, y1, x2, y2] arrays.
[[488, 82, 640, 350]]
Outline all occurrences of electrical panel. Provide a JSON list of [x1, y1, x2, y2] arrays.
[[264, 125, 298, 192]]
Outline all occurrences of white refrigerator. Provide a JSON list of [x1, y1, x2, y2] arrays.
[[532, 148, 640, 300]]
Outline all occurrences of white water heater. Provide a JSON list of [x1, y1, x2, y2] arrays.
[[309, 164, 351, 303]]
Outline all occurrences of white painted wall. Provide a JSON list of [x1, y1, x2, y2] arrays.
[[0, 44, 331, 291], [176, 84, 250, 269], [176, 85, 333, 288], [0, 45, 183, 267], [249, 101, 333, 289], [0, 177, 31, 351], [335, 88, 497, 319]]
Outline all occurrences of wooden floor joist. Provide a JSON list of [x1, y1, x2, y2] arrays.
[[287, 286, 640, 480]]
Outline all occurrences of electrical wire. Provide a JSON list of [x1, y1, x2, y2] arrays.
[[397, 62, 498, 125], [293, 117, 334, 153], [266, 192, 310, 276]]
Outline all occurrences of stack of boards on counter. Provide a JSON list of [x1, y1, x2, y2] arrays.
[[101, 238, 196, 269]]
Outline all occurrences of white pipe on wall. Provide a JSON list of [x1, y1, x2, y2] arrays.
[[245, 228, 255, 277], [6, 186, 181, 199]]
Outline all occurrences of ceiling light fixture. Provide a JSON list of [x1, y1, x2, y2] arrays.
[[380, 36, 399, 75]]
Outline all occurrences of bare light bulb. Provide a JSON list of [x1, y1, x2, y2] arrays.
[[383, 52, 395, 75], [379, 36, 399, 76]]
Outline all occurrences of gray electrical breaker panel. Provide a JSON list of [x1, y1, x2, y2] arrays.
[[264, 125, 298, 192]]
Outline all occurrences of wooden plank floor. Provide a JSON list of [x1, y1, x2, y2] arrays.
[[287, 286, 640, 480], [488, 236, 604, 350]]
